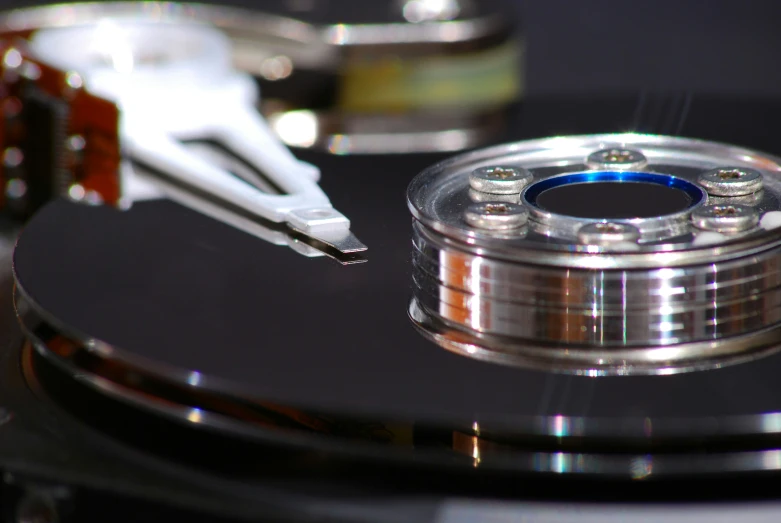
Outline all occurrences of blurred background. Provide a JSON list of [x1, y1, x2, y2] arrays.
[[517, 0, 781, 97], [220, 0, 781, 97], [3, 0, 780, 157], [3, 0, 781, 97]]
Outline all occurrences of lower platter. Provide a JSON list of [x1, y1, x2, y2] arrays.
[[16, 275, 781, 480]]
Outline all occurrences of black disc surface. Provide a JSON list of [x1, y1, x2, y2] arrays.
[[14, 95, 781, 438]]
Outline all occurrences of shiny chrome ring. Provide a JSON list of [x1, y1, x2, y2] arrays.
[[407, 134, 781, 375]]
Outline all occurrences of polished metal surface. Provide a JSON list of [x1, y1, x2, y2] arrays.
[[467, 188, 519, 203], [468, 166, 533, 195], [407, 134, 781, 268], [462, 202, 528, 230], [691, 204, 759, 233], [576, 222, 640, 246], [407, 134, 781, 374], [586, 147, 647, 170], [698, 167, 764, 196], [521, 171, 707, 243]]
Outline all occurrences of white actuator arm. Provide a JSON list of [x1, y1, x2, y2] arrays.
[[29, 20, 366, 255]]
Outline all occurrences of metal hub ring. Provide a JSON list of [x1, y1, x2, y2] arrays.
[[406, 134, 781, 375]]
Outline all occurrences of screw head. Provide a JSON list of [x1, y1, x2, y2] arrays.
[[577, 222, 641, 245], [468, 166, 533, 195], [698, 167, 763, 196], [691, 204, 759, 233], [463, 202, 529, 230], [467, 188, 518, 204], [586, 148, 647, 170]]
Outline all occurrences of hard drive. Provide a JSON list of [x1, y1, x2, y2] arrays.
[[4, 1, 781, 522]]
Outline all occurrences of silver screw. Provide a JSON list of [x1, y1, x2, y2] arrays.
[[463, 202, 528, 230], [467, 188, 518, 203], [586, 148, 647, 170], [468, 166, 533, 195], [577, 222, 641, 245], [691, 204, 759, 233], [697, 167, 763, 196], [708, 190, 764, 207]]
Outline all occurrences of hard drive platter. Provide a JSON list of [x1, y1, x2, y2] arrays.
[[10, 93, 781, 499]]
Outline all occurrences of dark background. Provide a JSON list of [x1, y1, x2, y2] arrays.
[[517, 0, 781, 97]]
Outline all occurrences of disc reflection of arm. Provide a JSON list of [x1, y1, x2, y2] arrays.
[[28, 20, 366, 256], [129, 165, 326, 260]]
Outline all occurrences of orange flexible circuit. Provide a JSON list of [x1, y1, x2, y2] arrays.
[[0, 34, 121, 216]]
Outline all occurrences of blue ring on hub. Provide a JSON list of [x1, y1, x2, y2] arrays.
[[522, 171, 705, 211]]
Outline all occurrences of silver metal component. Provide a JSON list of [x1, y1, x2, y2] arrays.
[[586, 148, 647, 170], [290, 227, 368, 257], [521, 174, 706, 243], [691, 204, 759, 233], [286, 208, 368, 255], [577, 222, 640, 245], [468, 166, 532, 195], [467, 189, 518, 203], [698, 167, 764, 196], [401, 0, 462, 23], [463, 202, 528, 230], [708, 189, 764, 207], [407, 134, 781, 375]]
